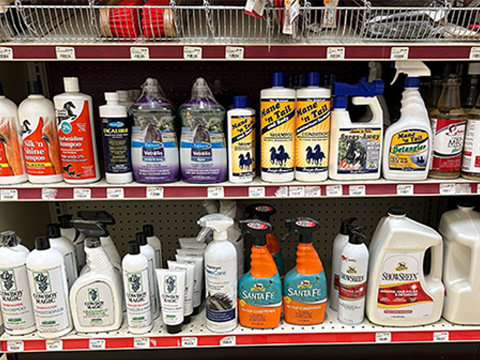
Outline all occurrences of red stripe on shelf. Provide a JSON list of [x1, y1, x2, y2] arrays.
[[366, 183, 396, 195], [415, 183, 440, 194], [224, 186, 249, 198], [62, 338, 90, 350], [18, 188, 42, 200], [125, 187, 148, 198], [164, 186, 207, 198]]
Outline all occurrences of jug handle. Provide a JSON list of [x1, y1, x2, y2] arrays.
[[426, 243, 443, 283], [351, 96, 383, 125], [470, 244, 480, 291]]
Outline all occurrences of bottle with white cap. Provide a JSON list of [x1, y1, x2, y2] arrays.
[[54, 77, 100, 184], [99, 92, 133, 184]]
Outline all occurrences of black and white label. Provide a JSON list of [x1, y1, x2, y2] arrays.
[[208, 186, 224, 198], [181, 337, 198, 347], [470, 47, 480, 60], [433, 332, 449, 342], [249, 186, 265, 198], [74, 188, 91, 200], [305, 186, 321, 197], [327, 47, 345, 60], [7, 340, 24, 352], [130, 47, 150, 60], [376, 332, 391, 343], [439, 183, 455, 195], [46, 340, 63, 351], [391, 47, 409, 60], [184, 47, 202, 60], [1, 189, 18, 200], [147, 187, 164, 199], [226, 46, 244, 60], [134, 338, 150, 348], [89, 339, 106, 350], [55, 47, 76, 60], [396, 184, 414, 195], [349, 185, 365, 196], [220, 336, 236, 346], [289, 186, 305, 197], [107, 188, 124, 199], [42, 188, 57, 200], [326, 185, 342, 196], [0, 47, 13, 60]]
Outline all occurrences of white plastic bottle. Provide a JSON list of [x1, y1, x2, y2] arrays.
[[0, 82, 27, 185], [383, 62, 432, 180], [0, 231, 36, 335], [366, 208, 444, 326], [143, 224, 162, 268], [69, 224, 122, 332], [47, 223, 78, 290], [295, 72, 331, 182], [27, 235, 73, 338], [99, 92, 133, 184], [54, 77, 100, 184], [227, 95, 256, 183], [260, 72, 296, 183], [59, 214, 86, 271], [330, 217, 357, 312], [338, 227, 369, 325], [122, 240, 152, 334], [18, 81, 63, 184], [197, 214, 237, 332], [136, 232, 160, 320], [117, 90, 134, 110]]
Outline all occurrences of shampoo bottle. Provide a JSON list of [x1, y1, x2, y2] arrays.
[[283, 218, 327, 325], [27, 235, 73, 338], [0, 231, 36, 335], [238, 220, 282, 329], [59, 214, 86, 271], [136, 232, 160, 320], [143, 224, 162, 268]]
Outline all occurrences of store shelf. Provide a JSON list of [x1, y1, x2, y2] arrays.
[[1, 307, 480, 352], [0, 178, 477, 201]]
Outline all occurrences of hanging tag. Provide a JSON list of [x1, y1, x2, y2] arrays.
[[245, 0, 266, 18], [322, 0, 339, 28]]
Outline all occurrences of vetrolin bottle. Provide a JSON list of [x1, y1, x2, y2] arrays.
[[462, 93, 480, 179]]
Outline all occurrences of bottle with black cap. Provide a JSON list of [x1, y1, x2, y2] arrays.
[[18, 80, 63, 184], [26, 235, 73, 338], [59, 214, 86, 270], [136, 232, 160, 320], [47, 223, 78, 289], [338, 226, 369, 325], [0, 81, 27, 185], [122, 240, 152, 334], [143, 224, 162, 268]]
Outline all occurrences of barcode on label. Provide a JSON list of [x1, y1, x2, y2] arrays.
[[289, 186, 305, 197], [0, 47, 13, 60], [433, 332, 449, 342], [1, 189, 18, 200], [134, 338, 150, 348], [249, 186, 265, 198], [7, 340, 24, 352], [184, 46, 202, 60], [396, 184, 414, 195], [376, 332, 391, 343], [46, 340, 63, 351], [220, 336, 236, 346], [181, 337, 198, 347], [226, 46, 244, 60], [349, 185, 365, 196], [147, 187, 164, 198], [130, 47, 150, 60], [208, 186, 224, 198], [89, 339, 106, 350], [326, 185, 342, 196], [470, 47, 480, 60], [74, 188, 91, 200], [439, 183, 455, 195], [55, 47, 76, 60], [42, 188, 57, 200], [107, 188, 124, 199], [305, 186, 320, 197], [327, 47, 345, 60], [391, 47, 409, 60]]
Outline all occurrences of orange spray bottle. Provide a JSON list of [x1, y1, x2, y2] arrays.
[[283, 217, 327, 325]]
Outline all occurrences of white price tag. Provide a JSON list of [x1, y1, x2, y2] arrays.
[[220, 336, 236, 346], [327, 47, 345, 60], [46, 340, 63, 351], [147, 187, 164, 199], [89, 339, 106, 350], [0, 47, 13, 60], [74, 188, 91, 200], [184, 46, 202, 60], [7, 340, 24, 352], [439, 183, 456, 195], [134, 338, 150, 348], [455, 183, 471, 194], [42, 188, 57, 200], [274, 186, 288, 197], [226, 46, 244, 60], [106, 188, 124, 199], [55, 46, 76, 60], [305, 186, 321, 197], [326, 185, 342, 197], [396, 184, 414, 195], [391, 47, 409, 60], [349, 185, 365, 196], [245, 0, 266, 17], [130, 47, 150, 60], [433, 332, 449, 342], [249, 186, 265, 198], [376, 332, 391, 343], [289, 186, 305, 197], [208, 186, 224, 198], [470, 47, 480, 60], [1, 189, 18, 200], [181, 337, 198, 347]]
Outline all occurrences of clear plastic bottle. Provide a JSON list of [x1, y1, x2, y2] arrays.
[[461, 93, 480, 180]]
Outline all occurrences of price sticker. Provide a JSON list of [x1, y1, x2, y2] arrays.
[[208, 186, 224, 198], [349, 185, 365, 196], [249, 187, 265, 198], [375, 332, 391, 343], [0, 47, 13, 60], [327, 47, 345, 60], [89, 339, 106, 350], [184, 46, 202, 60], [130, 47, 150, 60], [1, 189, 18, 200], [305, 186, 320, 197], [326, 185, 342, 197], [274, 186, 288, 197], [106, 188, 124, 199], [181, 337, 198, 347], [396, 184, 414, 195], [134, 338, 150, 348], [220, 336, 236, 346], [147, 187, 164, 199], [433, 332, 449, 342], [439, 183, 455, 195], [42, 188, 57, 200], [46, 340, 63, 351], [74, 188, 91, 200], [391, 47, 409, 60], [7, 340, 24, 352], [455, 183, 471, 194], [56, 46, 76, 60], [226, 46, 244, 60], [470, 47, 480, 60], [289, 186, 305, 197]]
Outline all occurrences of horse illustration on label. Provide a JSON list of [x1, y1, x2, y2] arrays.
[[239, 152, 253, 170], [192, 124, 212, 162], [306, 144, 326, 165], [270, 145, 290, 166]]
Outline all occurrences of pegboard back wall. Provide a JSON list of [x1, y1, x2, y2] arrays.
[[53, 197, 447, 272]]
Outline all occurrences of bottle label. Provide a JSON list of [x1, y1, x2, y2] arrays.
[[260, 98, 295, 175], [338, 251, 367, 324], [388, 129, 429, 171], [0, 117, 25, 177], [159, 272, 183, 325], [75, 281, 115, 327], [377, 253, 434, 320], [295, 98, 330, 174], [28, 265, 71, 335], [230, 114, 255, 180], [431, 118, 466, 172], [101, 117, 132, 174], [0, 265, 36, 332], [336, 128, 381, 175], [55, 99, 96, 180], [132, 110, 179, 183], [64, 252, 77, 290], [123, 268, 152, 330], [461, 120, 480, 174], [22, 117, 62, 176], [205, 260, 237, 330]]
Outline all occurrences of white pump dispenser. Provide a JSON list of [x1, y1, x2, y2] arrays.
[[197, 214, 237, 333]]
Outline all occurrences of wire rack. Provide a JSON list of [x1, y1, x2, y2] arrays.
[[0, 0, 479, 44]]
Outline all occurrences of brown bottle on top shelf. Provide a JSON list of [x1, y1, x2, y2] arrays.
[[429, 75, 467, 180], [426, 76, 442, 116], [461, 93, 480, 180]]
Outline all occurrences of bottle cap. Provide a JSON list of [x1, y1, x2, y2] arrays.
[[307, 72, 321, 87], [166, 324, 182, 334], [117, 90, 129, 101], [233, 95, 249, 109], [348, 226, 367, 245], [272, 72, 285, 87], [86, 237, 102, 249], [239, 219, 272, 246], [128, 240, 140, 255], [28, 81, 42, 95], [136, 232, 147, 246], [58, 214, 73, 229], [457, 202, 474, 210], [105, 92, 119, 103], [64, 77, 79, 92], [35, 235, 50, 250], [46, 223, 61, 238], [0, 231, 19, 247], [333, 96, 347, 109], [246, 203, 276, 222], [143, 224, 154, 237], [388, 207, 406, 216], [298, 74, 306, 88], [468, 63, 480, 75], [405, 77, 420, 88], [340, 217, 357, 235]]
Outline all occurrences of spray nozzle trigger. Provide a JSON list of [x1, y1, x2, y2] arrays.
[[284, 217, 320, 244], [349, 226, 367, 244], [391, 61, 431, 85], [245, 203, 276, 221], [72, 220, 109, 238], [340, 217, 357, 235], [332, 78, 384, 98], [239, 219, 272, 247], [77, 211, 116, 225], [0, 230, 20, 247], [197, 214, 234, 242]]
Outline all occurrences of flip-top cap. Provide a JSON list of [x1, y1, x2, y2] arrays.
[[307, 72, 320, 87], [64, 77, 79, 92], [233, 95, 249, 109], [47, 224, 61, 238], [35, 235, 50, 250], [272, 72, 285, 87], [28, 81, 42, 95], [59, 214, 73, 229], [143, 224, 154, 237], [128, 240, 140, 255], [136, 232, 147, 246]]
